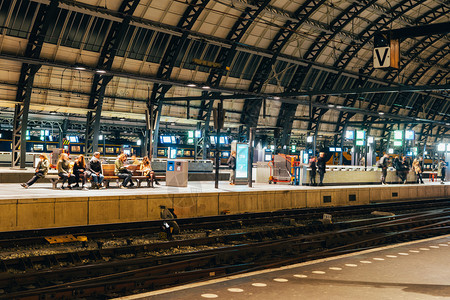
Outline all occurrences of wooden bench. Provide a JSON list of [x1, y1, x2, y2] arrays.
[[102, 164, 157, 188], [101, 164, 120, 188]]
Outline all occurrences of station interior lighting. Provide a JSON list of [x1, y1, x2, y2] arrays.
[[306, 136, 313, 143], [291, 145, 296, 152], [447, 144, 450, 152], [356, 140, 364, 146], [0, 133, 2, 138], [195, 130, 202, 138], [99, 135, 103, 140], [368, 136, 374, 144], [136, 139, 142, 146], [424, 151, 428, 155], [188, 138, 194, 144], [270, 145, 275, 151], [388, 148, 394, 154], [437, 143, 445, 152], [393, 140, 402, 147]]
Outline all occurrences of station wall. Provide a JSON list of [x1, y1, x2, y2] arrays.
[[0, 184, 448, 231]]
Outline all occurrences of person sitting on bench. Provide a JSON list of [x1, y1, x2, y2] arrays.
[[140, 156, 160, 186], [57, 153, 75, 189], [87, 152, 104, 189], [115, 153, 134, 189], [21, 154, 49, 188], [73, 154, 88, 190]]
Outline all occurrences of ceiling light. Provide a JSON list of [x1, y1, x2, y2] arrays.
[[328, 104, 334, 108], [379, 112, 385, 115], [74, 65, 86, 70], [50, 111, 57, 115], [186, 83, 197, 87], [273, 96, 280, 100], [119, 118, 125, 121], [201, 85, 210, 89], [96, 69, 107, 74], [336, 105, 342, 109]]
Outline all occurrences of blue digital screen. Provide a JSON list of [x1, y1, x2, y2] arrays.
[[236, 143, 248, 179]]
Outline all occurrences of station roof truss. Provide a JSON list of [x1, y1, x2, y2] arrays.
[[0, 0, 448, 155]]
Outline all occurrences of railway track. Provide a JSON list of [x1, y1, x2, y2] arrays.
[[0, 199, 449, 299]]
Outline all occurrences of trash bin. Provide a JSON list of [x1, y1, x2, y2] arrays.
[[166, 160, 188, 187]]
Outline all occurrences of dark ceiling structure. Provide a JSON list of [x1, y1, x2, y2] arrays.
[[0, 0, 448, 167]]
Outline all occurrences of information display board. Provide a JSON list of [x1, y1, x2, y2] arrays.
[[236, 143, 249, 179]]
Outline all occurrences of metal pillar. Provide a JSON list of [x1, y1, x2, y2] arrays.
[[248, 127, 255, 188]]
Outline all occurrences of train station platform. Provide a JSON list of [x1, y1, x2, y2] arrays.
[[120, 234, 450, 300], [0, 180, 448, 232], [125, 235, 450, 300]]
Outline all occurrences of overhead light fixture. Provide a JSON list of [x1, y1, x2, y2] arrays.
[[201, 85, 210, 89], [379, 112, 385, 115], [273, 96, 280, 100], [336, 105, 342, 109], [328, 104, 334, 108], [119, 118, 125, 121], [74, 65, 86, 70], [49, 111, 57, 115], [186, 83, 197, 87], [96, 69, 107, 74]]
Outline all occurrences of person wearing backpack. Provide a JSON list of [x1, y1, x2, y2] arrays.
[[378, 153, 389, 185], [227, 151, 236, 185]]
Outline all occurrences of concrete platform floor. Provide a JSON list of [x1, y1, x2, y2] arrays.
[[0, 180, 445, 200], [120, 235, 450, 300]]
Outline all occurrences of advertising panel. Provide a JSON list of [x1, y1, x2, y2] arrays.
[[236, 143, 248, 179]]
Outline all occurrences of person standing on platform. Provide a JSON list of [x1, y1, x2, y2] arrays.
[[378, 153, 389, 185], [317, 152, 326, 186], [73, 154, 88, 190], [227, 151, 236, 185], [57, 153, 75, 189], [438, 158, 446, 184], [401, 156, 410, 184], [115, 153, 134, 188], [413, 157, 424, 184], [21, 154, 49, 188], [87, 152, 104, 189], [308, 156, 317, 186]]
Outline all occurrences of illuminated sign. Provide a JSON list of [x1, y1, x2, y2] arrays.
[[393, 140, 402, 147], [345, 130, 354, 140], [394, 130, 403, 140], [356, 130, 365, 140], [236, 143, 249, 179], [405, 130, 415, 140]]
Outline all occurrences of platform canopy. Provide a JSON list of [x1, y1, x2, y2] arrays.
[[0, 0, 448, 158]]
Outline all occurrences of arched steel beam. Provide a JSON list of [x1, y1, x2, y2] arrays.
[[332, 3, 449, 132], [191, 0, 271, 152], [238, 0, 326, 141], [304, 0, 429, 142], [377, 43, 450, 150], [268, 1, 379, 148], [11, 0, 60, 168], [335, 32, 447, 146], [84, 0, 140, 155], [148, 0, 210, 158], [196, 0, 271, 147]]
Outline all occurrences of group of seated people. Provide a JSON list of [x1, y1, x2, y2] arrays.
[[21, 152, 159, 189]]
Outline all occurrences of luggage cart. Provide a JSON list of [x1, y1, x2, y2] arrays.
[[269, 154, 295, 184]]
